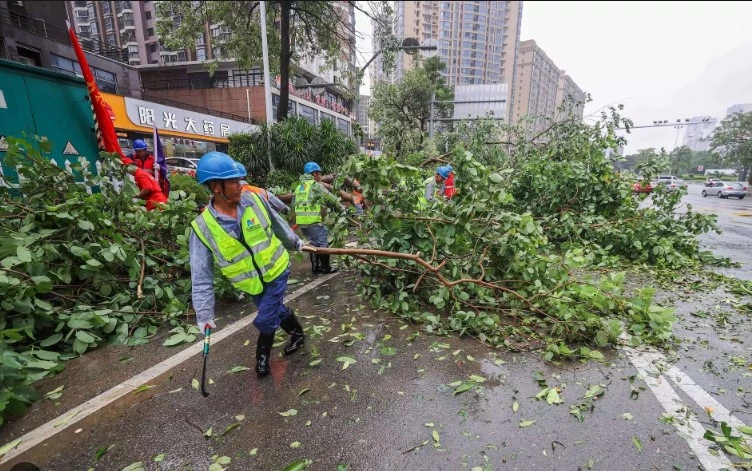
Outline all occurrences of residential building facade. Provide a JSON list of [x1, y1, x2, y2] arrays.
[[682, 116, 717, 152], [0, 0, 141, 96], [511, 40, 584, 134], [726, 103, 752, 117], [387, 1, 522, 119]]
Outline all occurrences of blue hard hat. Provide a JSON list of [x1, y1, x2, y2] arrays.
[[133, 139, 148, 151], [196, 152, 245, 184], [233, 161, 248, 177], [304, 162, 322, 174], [436, 165, 452, 179]]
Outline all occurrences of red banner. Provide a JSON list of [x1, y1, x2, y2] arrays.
[[67, 23, 126, 161]]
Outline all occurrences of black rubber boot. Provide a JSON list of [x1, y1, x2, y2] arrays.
[[279, 310, 306, 355], [255, 331, 275, 377], [319, 254, 338, 274], [310, 253, 322, 274]]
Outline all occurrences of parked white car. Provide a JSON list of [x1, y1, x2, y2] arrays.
[[701, 181, 747, 199]]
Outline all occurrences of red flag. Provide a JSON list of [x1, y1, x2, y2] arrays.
[[67, 22, 125, 161]]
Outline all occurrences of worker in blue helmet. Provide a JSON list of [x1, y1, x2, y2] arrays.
[[190, 151, 306, 378], [421, 165, 454, 206], [292, 161, 345, 274]]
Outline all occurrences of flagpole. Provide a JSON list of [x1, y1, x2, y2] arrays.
[[259, 1, 274, 172]]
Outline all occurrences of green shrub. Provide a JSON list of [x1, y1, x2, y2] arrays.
[[170, 173, 208, 204], [229, 117, 358, 186]]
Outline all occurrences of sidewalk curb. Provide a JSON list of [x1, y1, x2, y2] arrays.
[[0, 272, 340, 465]]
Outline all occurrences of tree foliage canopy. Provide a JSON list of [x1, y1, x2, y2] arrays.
[[156, 1, 395, 121], [369, 57, 455, 158], [710, 111, 752, 176]]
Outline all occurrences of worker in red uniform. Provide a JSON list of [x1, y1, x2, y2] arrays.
[[131, 139, 155, 173], [127, 165, 168, 211]]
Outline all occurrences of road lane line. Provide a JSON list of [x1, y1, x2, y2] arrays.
[[623, 345, 737, 470], [665, 366, 747, 429], [0, 272, 340, 465]]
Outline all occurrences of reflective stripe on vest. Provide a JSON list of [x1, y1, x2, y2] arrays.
[[293, 180, 321, 225], [417, 176, 436, 210], [191, 193, 290, 295]]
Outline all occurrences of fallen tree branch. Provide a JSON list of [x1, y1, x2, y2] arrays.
[[137, 239, 146, 299], [304, 246, 558, 322]]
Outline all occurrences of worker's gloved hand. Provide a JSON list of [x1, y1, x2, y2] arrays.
[[197, 320, 216, 336], [295, 239, 304, 252]]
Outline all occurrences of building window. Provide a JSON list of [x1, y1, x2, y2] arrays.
[[177, 51, 187, 62], [196, 48, 206, 61], [107, 33, 116, 45], [94, 68, 118, 93], [147, 28, 154, 37], [149, 43, 157, 53], [50, 54, 83, 76], [145, 11, 152, 20]]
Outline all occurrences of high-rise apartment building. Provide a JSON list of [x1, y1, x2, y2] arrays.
[[297, 1, 356, 87], [682, 116, 717, 152], [387, 1, 522, 118], [67, 0, 225, 66], [726, 103, 752, 117], [511, 40, 584, 134]]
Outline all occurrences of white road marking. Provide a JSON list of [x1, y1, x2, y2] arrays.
[[0, 272, 339, 465], [623, 344, 746, 470]]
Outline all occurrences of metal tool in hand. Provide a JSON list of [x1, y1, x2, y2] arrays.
[[200, 326, 211, 397]]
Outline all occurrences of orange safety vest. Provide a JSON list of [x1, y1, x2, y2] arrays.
[[242, 184, 269, 201], [351, 179, 363, 205]]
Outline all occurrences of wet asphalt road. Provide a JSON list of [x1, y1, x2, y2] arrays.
[[2, 187, 751, 471]]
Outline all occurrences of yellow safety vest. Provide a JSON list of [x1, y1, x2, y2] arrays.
[[293, 180, 321, 225], [191, 193, 289, 295]]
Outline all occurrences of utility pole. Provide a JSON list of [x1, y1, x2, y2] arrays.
[[259, 1, 274, 171]]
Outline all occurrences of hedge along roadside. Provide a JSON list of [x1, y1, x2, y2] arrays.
[[0, 136, 232, 427]]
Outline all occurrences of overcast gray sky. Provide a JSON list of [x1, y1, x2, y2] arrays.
[[356, 1, 752, 155]]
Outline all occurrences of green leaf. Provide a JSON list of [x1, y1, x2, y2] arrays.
[[0, 438, 22, 457], [546, 388, 563, 405], [622, 413, 633, 421], [512, 401, 519, 412], [281, 459, 312, 471], [40, 333, 63, 347], [191, 378, 200, 390], [78, 220, 95, 231], [489, 172, 503, 183], [94, 445, 112, 461], [519, 419, 535, 428], [278, 409, 298, 417], [432, 430, 440, 443], [121, 462, 145, 471], [75, 331, 97, 344], [227, 366, 251, 374], [153, 453, 166, 462], [16, 246, 32, 263], [453, 381, 475, 396], [632, 436, 643, 453], [309, 358, 322, 367], [739, 426, 752, 436], [336, 356, 357, 370], [163, 331, 188, 346], [133, 384, 154, 394], [298, 388, 310, 397], [589, 350, 604, 360], [85, 259, 102, 267], [290, 441, 301, 448]]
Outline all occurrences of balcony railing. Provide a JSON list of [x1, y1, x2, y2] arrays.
[[141, 93, 257, 125], [0, 6, 128, 63]]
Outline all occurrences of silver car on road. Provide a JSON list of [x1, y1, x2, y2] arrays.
[[701, 181, 747, 199]]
